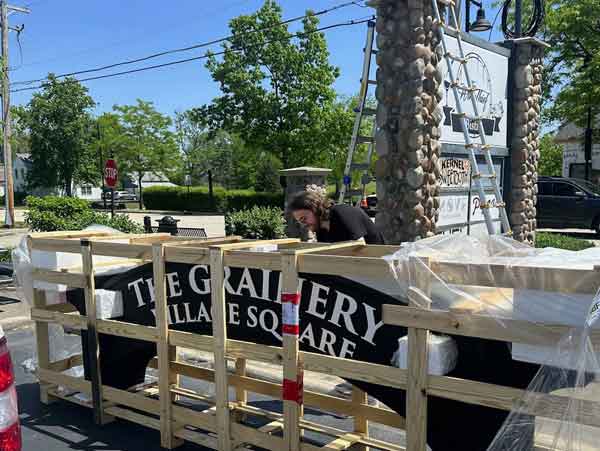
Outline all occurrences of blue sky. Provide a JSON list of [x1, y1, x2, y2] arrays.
[[9, 0, 503, 119]]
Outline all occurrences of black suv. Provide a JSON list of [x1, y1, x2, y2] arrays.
[[537, 176, 600, 234]]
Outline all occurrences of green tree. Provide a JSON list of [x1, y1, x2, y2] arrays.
[[198, 1, 347, 169], [22, 75, 96, 195], [254, 152, 282, 192], [494, 0, 600, 127], [112, 99, 180, 209], [538, 134, 563, 177]]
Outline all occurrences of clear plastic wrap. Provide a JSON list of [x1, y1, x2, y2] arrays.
[[391, 333, 457, 375], [383, 233, 600, 451]]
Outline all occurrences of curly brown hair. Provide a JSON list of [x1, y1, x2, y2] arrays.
[[287, 190, 333, 224]]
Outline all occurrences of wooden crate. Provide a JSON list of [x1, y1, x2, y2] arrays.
[[27, 230, 600, 451]]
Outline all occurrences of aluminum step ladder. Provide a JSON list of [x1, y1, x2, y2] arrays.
[[338, 20, 377, 206], [432, 0, 512, 236]]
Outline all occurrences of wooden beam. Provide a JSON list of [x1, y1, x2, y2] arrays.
[[32, 289, 56, 404], [81, 239, 112, 425], [214, 238, 300, 251], [352, 387, 369, 451], [406, 256, 430, 451], [32, 268, 86, 288], [281, 251, 302, 451], [210, 247, 232, 451], [382, 301, 600, 347], [429, 260, 600, 294], [152, 243, 182, 449], [298, 254, 394, 280]]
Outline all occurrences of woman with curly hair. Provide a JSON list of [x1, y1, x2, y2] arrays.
[[287, 190, 384, 244]]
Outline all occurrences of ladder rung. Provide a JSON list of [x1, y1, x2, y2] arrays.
[[356, 135, 374, 144], [371, 49, 378, 55], [472, 173, 497, 180], [367, 79, 377, 85], [451, 82, 476, 92], [441, 23, 461, 33], [437, 0, 456, 5], [445, 53, 467, 64], [351, 163, 370, 171], [480, 202, 506, 210], [465, 143, 493, 150]]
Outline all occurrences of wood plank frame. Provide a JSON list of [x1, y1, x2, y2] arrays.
[[28, 231, 600, 451]]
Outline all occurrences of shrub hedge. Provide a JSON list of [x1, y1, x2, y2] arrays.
[[535, 232, 595, 251], [143, 186, 284, 212], [25, 195, 142, 233], [225, 206, 286, 239]]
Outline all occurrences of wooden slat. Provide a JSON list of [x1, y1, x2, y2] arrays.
[[298, 254, 394, 280], [29, 230, 113, 239], [169, 329, 213, 350], [97, 319, 159, 342], [105, 406, 161, 430], [38, 367, 91, 393], [81, 239, 110, 425], [281, 252, 301, 451], [173, 427, 218, 450], [31, 308, 86, 330], [163, 246, 209, 265], [170, 360, 404, 429], [324, 433, 362, 450], [32, 289, 56, 404], [430, 260, 600, 294], [92, 242, 154, 259], [223, 251, 281, 271], [209, 247, 232, 451], [48, 354, 83, 372], [32, 268, 86, 288], [352, 387, 369, 451], [152, 243, 182, 449], [43, 302, 78, 313], [382, 302, 600, 347], [292, 241, 365, 255], [215, 238, 300, 251], [405, 256, 430, 451]]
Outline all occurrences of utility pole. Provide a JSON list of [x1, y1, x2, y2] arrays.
[[1, 2, 29, 228]]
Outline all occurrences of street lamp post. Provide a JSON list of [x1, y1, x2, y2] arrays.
[[465, 0, 492, 33]]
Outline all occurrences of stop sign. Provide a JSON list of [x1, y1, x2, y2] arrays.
[[104, 159, 118, 188]]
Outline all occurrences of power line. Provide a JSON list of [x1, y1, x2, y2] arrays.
[[11, 15, 373, 93], [12, 1, 366, 87]]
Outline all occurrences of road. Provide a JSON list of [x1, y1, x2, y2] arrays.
[[10, 326, 405, 450]]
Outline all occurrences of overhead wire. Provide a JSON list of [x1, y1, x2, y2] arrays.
[[12, 0, 366, 87], [11, 15, 374, 93]]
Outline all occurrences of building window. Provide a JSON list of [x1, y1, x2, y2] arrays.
[[80, 186, 92, 196]]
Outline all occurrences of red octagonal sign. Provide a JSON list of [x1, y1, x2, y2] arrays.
[[104, 159, 118, 188]]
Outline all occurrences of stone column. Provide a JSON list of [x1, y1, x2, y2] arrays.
[[372, 0, 444, 244], [507, 38, 547, 245], [280, 166, 332, 241]]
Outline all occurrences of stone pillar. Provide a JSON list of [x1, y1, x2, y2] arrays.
[[507, 38, 547, 245], [280, 166, 332, 240], [372, 0, 444, 244]]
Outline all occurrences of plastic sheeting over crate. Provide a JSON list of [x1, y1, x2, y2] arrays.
[[384, 233, 600, 451]]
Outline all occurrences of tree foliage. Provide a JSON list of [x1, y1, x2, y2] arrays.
[[22, 75, 96, 195], [198, 1, 349, 169], [110, 99, 180, 208], [538, 134, 563, 176], [495, 0, 600, 127]]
